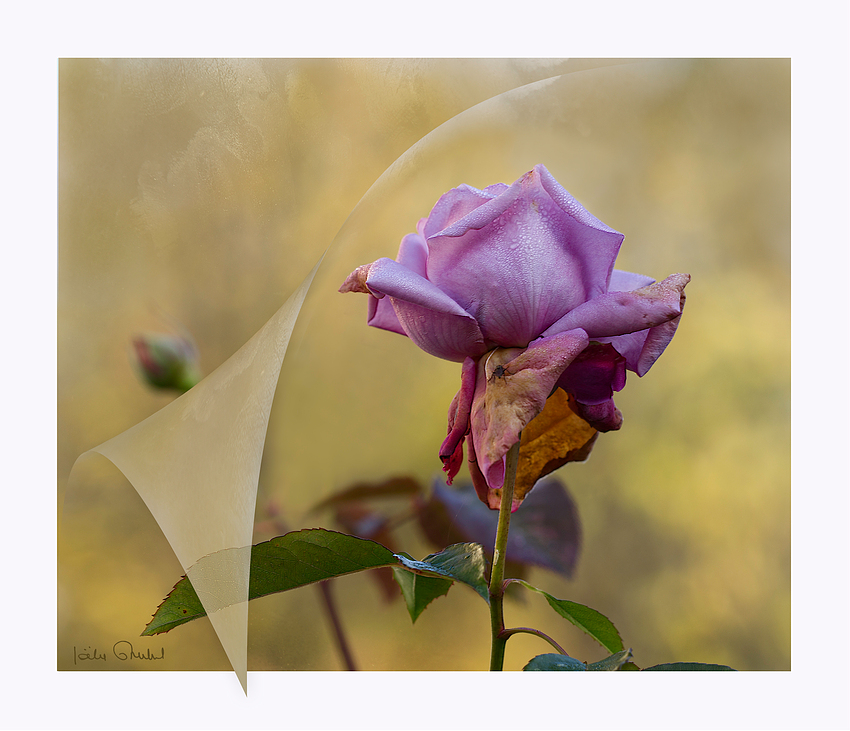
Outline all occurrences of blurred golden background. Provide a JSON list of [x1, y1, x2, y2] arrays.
[[58, 58, 789, 672]]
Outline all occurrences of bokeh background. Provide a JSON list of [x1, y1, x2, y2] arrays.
[[58, 58, 789, 672]]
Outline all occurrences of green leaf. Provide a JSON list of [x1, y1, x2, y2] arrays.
[[587, 649, 633, 671], [513, 580, 624, 654], [143, 571, 208, 635], [144, 529, 399, 635], [392, 567, 452, 622], [618, 661, 641, 671], [395, 543, 490, 604], [523, 653, 587, 671], [642, 662, 736, 671], [143, 531, 489, 635]]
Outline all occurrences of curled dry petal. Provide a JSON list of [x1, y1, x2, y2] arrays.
[[601, 273, 689, 376], [338, 263, 374, 295], [515, 390, 598, 504], [468, 329, 589, 505], [541, 273, 690, 340]]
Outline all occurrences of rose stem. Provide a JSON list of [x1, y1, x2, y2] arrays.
[[317, 579, 358, 671], [269, 514, 358, 671], [498, 627, 568, 656], [488, 438, 521, 671]]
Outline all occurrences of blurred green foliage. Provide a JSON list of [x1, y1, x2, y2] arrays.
[[58, 58, 789, 672]]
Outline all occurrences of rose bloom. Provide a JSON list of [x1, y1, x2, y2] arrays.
[[341, 165, 689, 510]]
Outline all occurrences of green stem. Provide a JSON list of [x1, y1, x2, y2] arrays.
[[317, 580, 358, 671], [499, 627, 568, 656], [488, 438, 521, 671], [268, 513, 358, 671]]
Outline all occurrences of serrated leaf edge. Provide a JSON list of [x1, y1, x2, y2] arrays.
[[587, 648, 633, 671], [391, 567, 453, 623], [512, 579, 624, 653], [141, 574, 201, 636], [143, 533, 489, 636]]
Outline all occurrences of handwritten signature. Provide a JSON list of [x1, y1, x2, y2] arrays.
[[73, 642, 165, 665]]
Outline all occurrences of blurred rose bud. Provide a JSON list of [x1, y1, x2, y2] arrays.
[[132, 332, 202, 393]]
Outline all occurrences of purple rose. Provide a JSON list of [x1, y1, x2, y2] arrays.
[[341, 164, 689, 510]]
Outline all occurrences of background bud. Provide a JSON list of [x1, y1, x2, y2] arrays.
[[132, 332, 202, 393]]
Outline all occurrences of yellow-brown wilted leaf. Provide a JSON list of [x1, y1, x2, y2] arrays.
[[515, 389, 598, 503]]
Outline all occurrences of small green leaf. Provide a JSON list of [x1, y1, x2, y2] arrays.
[[395, 543, 490, 604], [587, 649, 633, 671], [642, 662, 736, 671], [392, 567, 452, 623], [513, 580, 624, 654], [523, 653, 587, 671]]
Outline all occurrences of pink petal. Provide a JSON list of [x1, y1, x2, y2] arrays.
[[340, 261, 407, 336], [536, 164, 625, 290], [421, 184, 503, 239], [440, 357, 478, 483], [442, 440, 465, 486], [601, 270, 689, 375], [557, 342, 626, 405], [608, 268, 654, 292], [597, 269, 686, 376], [354, 257, 487, 362], [573, 398, 623, 432], [424, 166, 625, 347], [365, 295, 406, 336], [466, 436, 498, 509], [542, 273, 690, 340], [633, 315, 684, 376], [396, 231, 429, 277]]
